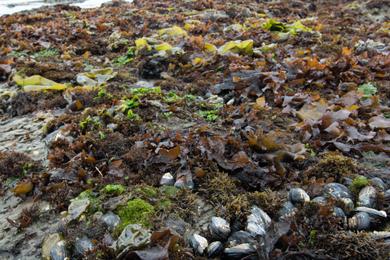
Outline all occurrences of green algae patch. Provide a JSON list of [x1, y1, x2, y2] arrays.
[[75, 189, 101, 213], [350, 176, 370, 194], [117, 198, 155, 230], [102, 184, 126, 195]]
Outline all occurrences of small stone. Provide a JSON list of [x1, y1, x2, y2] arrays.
[[209, 217, 231, 240], [278, 201, 297, 220], [354, 207, 387, 218], [75, 236, 94, 256], [348, 212, 371, 230], [224, 243, 256, 259], [357, 186, 377, 208], [370, 177, 385, 191], [67, 198, 90, 222], [116, 224, 151, 252], [42, 233, 62, 260], [101, 211, 120, 230], [174, 171, 194, 189], [160, 172, 175, 186], [189, 234, 208, 255], [323, 183, 353, 200], [50, 240, 68, 260], [246, 206, 271, 237], [207, 241, 224, 258], [288, 188, 310, 205]]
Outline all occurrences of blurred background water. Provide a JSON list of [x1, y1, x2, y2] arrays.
[[0, 0, 131, 15]]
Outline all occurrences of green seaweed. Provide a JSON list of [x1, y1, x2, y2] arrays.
[[117, 198, 155, 230]]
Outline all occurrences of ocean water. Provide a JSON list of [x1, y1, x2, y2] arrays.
[[0, 0, 132, 16]]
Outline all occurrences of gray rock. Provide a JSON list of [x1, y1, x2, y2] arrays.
[[67, 198, 90, 222], [227, 231, 256, 247], [42, 233, 62, 260], [278, 201, 297, 220], [207, 241, 224, 258], [323, 183, 353, 200], [115, 224, 151, 252], [160, 172, 175, 186], [224, 243, 256, 259], [209, 217, 231, 240], [189, 234, 208, 255], [370, 177, 385, 191], [101, 211, 120, 230], [354, 207, 387, 218], [50, 240, 68, 260], [348, 212, 371, 230], [75, 236, 94, 256], [246, 206, 271, 237], [358, 186, 377, 208], [288, 188, 310, 205]]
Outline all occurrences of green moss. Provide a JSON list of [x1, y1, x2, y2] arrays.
[[102, 184, 125, 195], [130, 86, 161, 96], [32, 48, 59, 58], [358, 83, 377, 98], [117, 198, 155, 230], [350, 176, 370, 194], [160, 186, 178, 198], [135, 185, 158, 198], [114, 47, 135, 66], [163, 91, 182, 103], [79, 116, 101, 130]]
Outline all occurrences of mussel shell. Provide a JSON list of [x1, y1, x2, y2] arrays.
[[224, 243, 256, 259], [278, 201, 297, 220], [189, 234, 208, 255], [74, 236, 94, 256], [288, 188, 310, 205], [207, 241, 224, 258], [209, 217, 231, 240], [348, 212, 371, 230], [323, 183, 353, 200], [370, 177, 385, 191], [50, 240, 68, 260], [246, 206, 271, 237], [227, 231, 256, 247]]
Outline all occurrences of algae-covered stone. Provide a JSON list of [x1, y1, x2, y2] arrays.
[[115, 224, 151, 251], [42, 233, 62, 260], [67, 198, 90, 222]]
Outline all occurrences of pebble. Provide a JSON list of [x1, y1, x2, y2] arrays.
[[209, 217, 231, 240], [311, 196, 327, 206], [323, 183, 353, 200], [42, 233, 62, 260], [370, 177, 385, 191], [101, 211, 121, 230], [246, 206, 271, 237], [160, 172, 175, 186], [66, 198, 90, 222], [74, 236, 94, 256], [288, 188, 310, 205], [189, 234, 208, 255], [278, 201, 297, 219], [333, 207, 346, 218], [357, 186, 377, 208], [50, 240, 68, 260]]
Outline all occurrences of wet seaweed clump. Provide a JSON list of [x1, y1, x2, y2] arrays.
[[306, 152, 357, 182], [0, 151, 40, 180]]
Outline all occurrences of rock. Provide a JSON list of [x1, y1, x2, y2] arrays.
[[42, 233, 62, 260], [101, 211, 120, 230], [323, 183, 353, 200], [370, 177, 385, 191], [333, 207, 346, 218], [209, 217, 231, 240], [354, 207, 387, 218], [357, 186, 377, 208], [160, 172, 175, 186], [115, 224, 151, 252], [227, 231, 256, 247], [348, 212, 371, 230], [207, 241, 224, 258], [107, 123, 118, 131], [66, 198, 90, 222], [224, 243, 256, 259], [174, 171, 194, 189], [189, 234, 208, 255], [246, 206, 271, 237], [312, 196, 327, 206], [74, 236, 94, 256], [50, 240, 68, 260], [278, 201, 297, 219], [288, 188, 310, 205]]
